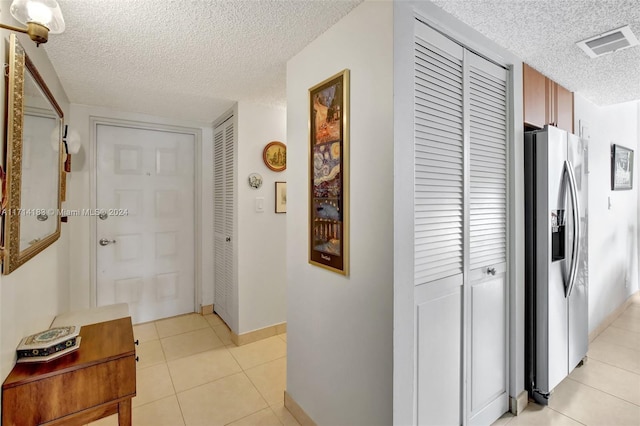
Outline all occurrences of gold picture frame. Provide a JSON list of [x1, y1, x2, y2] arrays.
[[308, 69, 349, 275], [2, 34, 64, 274], [263, 141, 286, 172]]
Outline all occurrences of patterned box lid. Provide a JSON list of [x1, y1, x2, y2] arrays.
[[17, 325, 81, 351]]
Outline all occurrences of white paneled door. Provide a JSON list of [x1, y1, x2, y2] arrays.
[[96, 124, 195, 324]]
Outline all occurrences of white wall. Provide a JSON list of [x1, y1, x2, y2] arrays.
[[1, 3, 71, 380], [574, 95, 639, 332], [236, 101, 287, 333], [286, 2, 394, 424], [66, 104, 213, 314]]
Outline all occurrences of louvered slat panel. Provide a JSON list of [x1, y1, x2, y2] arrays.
[[414, 37, 464, 287], [469, 60, 507, 271], [223, 122, 235, 317], [214, 130, 224, 232], [213, 127, 226, 315]]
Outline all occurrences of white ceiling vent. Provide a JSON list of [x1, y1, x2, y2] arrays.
[[577, 25, 639, 58]]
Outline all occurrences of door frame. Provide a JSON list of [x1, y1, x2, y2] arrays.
[[393, 2, 526, 424], [89, 116, 203, 316]]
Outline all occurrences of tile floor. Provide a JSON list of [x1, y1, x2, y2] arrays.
[[494, 294, 640, 426], [91, 296, 639, 426], [90, 313, 298, 426]]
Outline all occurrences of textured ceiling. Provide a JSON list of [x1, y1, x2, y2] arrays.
[[39, 0, 640, 122], [431, 0, 640, 106], [43, 0, 361, 122]]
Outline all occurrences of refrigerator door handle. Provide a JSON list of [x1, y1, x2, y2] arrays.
[[564, 160, 581, 297]]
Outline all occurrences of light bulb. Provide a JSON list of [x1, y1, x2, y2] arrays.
[[10, 0, 65, 33], [26, 1, 53, 25]]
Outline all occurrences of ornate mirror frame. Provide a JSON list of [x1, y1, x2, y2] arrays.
[[3, 34, 63, 274]]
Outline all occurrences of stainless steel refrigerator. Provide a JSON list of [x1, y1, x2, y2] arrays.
[[524, 125, 589, 405]]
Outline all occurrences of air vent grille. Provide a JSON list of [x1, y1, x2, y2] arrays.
[[577, 25, 639, 58]]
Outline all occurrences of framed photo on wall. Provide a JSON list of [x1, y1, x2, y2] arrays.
[[275, 181, 287, 213], [611, 144, 634, 190], [308, 69, 350, 275]]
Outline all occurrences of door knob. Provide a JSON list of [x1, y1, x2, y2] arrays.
[[487, 267, 496, 276], [99, 238, 116, 246]]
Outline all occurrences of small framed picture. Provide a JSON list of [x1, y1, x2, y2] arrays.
[[611, 144, 634, 190], [275, 181, 286, 213]]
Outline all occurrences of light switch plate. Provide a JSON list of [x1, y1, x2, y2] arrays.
[[255, 197, 264, 213]]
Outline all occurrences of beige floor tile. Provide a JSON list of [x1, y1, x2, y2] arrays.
[[213, 324, 233, 346], [133, 363, 175, 408], [587, 339, 640, 374], [88, 413, 118, 426], [136, 339, 166, 370], [229, 336, 287, 370], [227, 408, 282, 426], [161, 327, 224, 361], [133, 322, 159, 343], [569, 357, 640, 405], [611, 312, 640, 333], [490, 412, 513, 426], [623, 305, 640, 317], [595, 325, 640, 352], [549, 377, 640, 425], [506, 404, 581, 425], [205, 313, 224, 328], [245, 357, 286, 406], [155, 314, 210, 338], [134, 395, 185, 426], [177, 372, 268, 426], [271, 402, 301, 426], [168, 347, 242, 392]]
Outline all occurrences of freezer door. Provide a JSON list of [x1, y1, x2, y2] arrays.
[[535, 125, 569, 393], [567, 134, 589, 371]]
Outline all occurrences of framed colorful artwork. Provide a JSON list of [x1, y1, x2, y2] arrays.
[[263, 141, 286, 172], [308, 69, 349, 275]]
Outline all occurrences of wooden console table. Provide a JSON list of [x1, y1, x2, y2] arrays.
[[2, 317, 136, 426]]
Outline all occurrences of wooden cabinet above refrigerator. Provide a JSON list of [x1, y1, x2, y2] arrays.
[[523, 63, 574, 133]]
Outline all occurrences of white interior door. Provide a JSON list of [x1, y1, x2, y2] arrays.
[[213, 117, 236, 330], [414, 25, 465, 426], [466, 51, 509, 425], [96, 124, 195, 324]]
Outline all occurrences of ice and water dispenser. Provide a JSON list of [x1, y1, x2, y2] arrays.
[[551, 210, 565, 262]]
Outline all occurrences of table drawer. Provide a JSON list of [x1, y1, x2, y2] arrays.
[[2, 355, 135, 426]]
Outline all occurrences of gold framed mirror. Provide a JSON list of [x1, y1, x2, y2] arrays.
[[3, 34, 63, 274]]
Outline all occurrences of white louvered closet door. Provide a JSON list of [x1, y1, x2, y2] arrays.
[[413, 22, 509, 426], [466, 52, 509, 426], [213, 117, 236, 329], [414, 24, 465, 426]]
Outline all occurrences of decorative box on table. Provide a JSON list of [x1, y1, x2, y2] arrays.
[[16, 325, 81, 363]]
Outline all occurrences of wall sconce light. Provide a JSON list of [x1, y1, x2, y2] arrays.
[[51, 124, 81, 172], [0, 0, 65, 46]]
